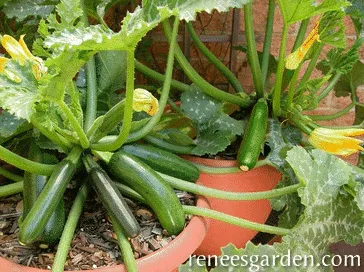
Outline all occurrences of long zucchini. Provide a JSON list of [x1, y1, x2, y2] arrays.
[[19, 147, 82, 245], [107, 150, 185, 235], [121, 144, 199, 182], [83, 155, 140, 238]]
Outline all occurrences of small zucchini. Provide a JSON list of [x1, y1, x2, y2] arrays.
[[107, 150, 185, 235], [83, 155, 140, 238], [19, 147, 82, 245], [237, 98, 268, 171], [121, 144, 199, 182]]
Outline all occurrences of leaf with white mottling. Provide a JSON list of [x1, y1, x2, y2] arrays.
[[3, 0, 58, 21]]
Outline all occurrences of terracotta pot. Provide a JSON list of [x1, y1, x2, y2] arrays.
[[0, 197, 210, 272], [183, 156, 281, 256]]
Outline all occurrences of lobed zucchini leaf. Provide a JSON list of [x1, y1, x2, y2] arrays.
[[277, 0, 350, 25], [180, 85, 244, 156], [43, 0, 249, 52], [319, 11, 346, 48]]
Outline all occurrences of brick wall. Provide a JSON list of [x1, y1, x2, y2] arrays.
[[144, 0, 364, 129]]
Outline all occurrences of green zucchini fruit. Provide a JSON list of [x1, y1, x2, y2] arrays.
[[237, 98, 268, 171], [107, 150, 185, 235], [121, 144, 199, 182], [19, 147, 82, 245], [83, 155, 140, 238]]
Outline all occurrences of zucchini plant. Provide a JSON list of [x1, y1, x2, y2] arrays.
[[0, 0, 363, 272]]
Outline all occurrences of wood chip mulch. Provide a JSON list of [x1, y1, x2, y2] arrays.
[[0, 187, 195, 270]]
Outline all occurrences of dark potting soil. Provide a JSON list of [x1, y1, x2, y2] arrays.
[[0, 186, 195, 270]]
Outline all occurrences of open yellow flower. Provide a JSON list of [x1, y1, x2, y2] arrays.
[[308, 127, 364, 156], [132, 88, 159, 116], [0, 35, 46, 80], [286, 19, 320, 70]]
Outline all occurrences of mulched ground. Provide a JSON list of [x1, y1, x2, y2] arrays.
[[0, 186, 195, 270]]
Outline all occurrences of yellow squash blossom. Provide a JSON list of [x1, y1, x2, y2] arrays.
[[308, 127, 364, 156], [132, 88, 159, 116], [0, 35, 46, 80], [286, 19, 321, 70]]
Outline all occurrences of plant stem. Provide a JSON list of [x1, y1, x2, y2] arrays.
[[159, 172, 302, 200], [297, 43, 324, 90], [84, 58, 98, 132], [167, 98, 183, 113], [59, 100, 89, 149], [292, 19, 310, 51], [308, 103, 355, 121], [186, 22, 244, 94], [143, 135, 194, 154], [127, 17, 180, 142], [135, 60, 190, 92], [316, 73, 342, 102], [0, 166, 23, 182], [110, 216, 138, 272], [91, 50, 135, 151], [286, 64, 302, 109], [261, 0, 275, 87], [52, 183, 89, 272], [31, 116, 72, 152], [272, 25, 289, 117], [244, 3, 264, 98], [193, 163, 240, 174], [0, 181, 23, 198], [183, 206, 290, 235], [0, 146, 55, 176], [162, 20, 252, 107]]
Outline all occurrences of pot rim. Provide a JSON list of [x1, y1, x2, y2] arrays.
[[0, 197, 210, 272]]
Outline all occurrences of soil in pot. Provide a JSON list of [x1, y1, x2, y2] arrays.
[[0, 184, 198, 271]]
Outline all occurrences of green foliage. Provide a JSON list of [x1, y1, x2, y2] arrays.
[[180, 86, 244, 156], [277, 0, 350, 25], [319, 11, 346, 48], [3, 0, 58, 22]]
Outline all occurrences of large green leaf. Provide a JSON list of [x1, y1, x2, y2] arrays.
[[180, 85, 243, 156], [0, 60, 40, 121], [319, 11, 346, 48], [3, 0, 59, 21], [277, 0, 350, 25], [43, 0, 249, 51]]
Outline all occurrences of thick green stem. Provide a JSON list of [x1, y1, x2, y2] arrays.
[[244, 3, 264, 98], [286, 64, 302, 109], [52, 183, 89, 272], [292, 19, 310, 51], [309, 103, 355, 121], [273, 25, 289, 117], [135, 60, 190, 92], [80, 0, 97, 131], [84, 58, 98, 132], [143, 135, 194, 154], [110, 216, 138, 272], [0, 146, 55, 176], [127, 17, 180, 142], [183, 206, 290, 235], [31, 117, 72, 152], [186, 22, 244, 94], [91, 50, 135, 151], [59, 100, 89, 149], [0, 166, 23, 182], [261, 0, 275, 87], [159, 172, 302, 201], [163, 20, 252, 107], [297, 43, 324, 90], [0, 181, 23, 198], [193, 163, 240, 174], [316, 73, 342, 102]]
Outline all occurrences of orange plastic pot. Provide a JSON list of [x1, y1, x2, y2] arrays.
[[184, 156, 281, 256], [0, 197, 210, 272]]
